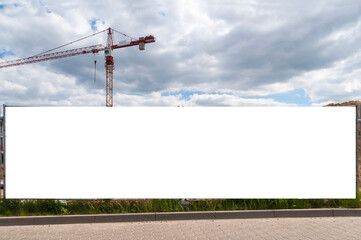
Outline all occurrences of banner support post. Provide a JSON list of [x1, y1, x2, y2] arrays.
[[356, 105, 360, 193], [2, 104, 5, 200]]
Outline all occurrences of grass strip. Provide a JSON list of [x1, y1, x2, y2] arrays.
[[0, 191, 360, 217]]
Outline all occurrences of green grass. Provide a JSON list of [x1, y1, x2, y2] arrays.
[[0, 191, 360, 216]]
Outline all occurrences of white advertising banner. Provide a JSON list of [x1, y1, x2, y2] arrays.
[[4, 106, 356, 199]]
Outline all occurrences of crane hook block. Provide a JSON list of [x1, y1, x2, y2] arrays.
[[139, 37, 145, 51]]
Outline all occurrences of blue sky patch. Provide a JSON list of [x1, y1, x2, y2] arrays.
[[159, 11, 166, 17], [162, 90, 205, 100], [162, 89, 317, 106], [0, 50, 15, 58], [39, 1, 51, 13], [0, 4, 22, 9], [124, 93, 143, 96], [89, 19, 98, 31], [162, 90, 232, 100], [246, 88, 313, 106]]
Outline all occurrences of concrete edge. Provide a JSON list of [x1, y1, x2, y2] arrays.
[[156, 211, 215, 221], [0, 208, 360, 226], [216, 210, 275, 219]]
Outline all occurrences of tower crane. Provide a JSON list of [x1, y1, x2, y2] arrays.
[[0, 28, 156, 107]]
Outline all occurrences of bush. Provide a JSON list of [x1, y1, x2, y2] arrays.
[[0, 199, 21, 216]]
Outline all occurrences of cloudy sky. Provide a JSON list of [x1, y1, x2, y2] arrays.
[[0, 0, 361, 109]]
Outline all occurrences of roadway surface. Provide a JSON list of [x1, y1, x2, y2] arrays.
[[0, 216, 360, 239]]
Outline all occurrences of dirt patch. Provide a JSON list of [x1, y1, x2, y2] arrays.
[[326, 100, 361, 107]]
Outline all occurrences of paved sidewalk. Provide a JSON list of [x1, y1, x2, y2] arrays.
[[0, 216, 360, 240]]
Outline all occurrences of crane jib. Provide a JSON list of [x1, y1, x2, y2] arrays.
[[0, 44, 105, 68], [0, 36, 155, 68]]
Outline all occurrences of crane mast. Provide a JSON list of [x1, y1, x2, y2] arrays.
[[0, 28, 155, 107], [105, 28, 114, 107]]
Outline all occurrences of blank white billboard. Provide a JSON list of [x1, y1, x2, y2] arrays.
[[4, 106, 356, 199]]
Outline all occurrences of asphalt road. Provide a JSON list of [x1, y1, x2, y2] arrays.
[[0, 216, 360, 240]]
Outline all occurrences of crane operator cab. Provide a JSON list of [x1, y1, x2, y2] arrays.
[[104, 48, 113, 57]]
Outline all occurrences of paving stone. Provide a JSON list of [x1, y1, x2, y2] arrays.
[[1, 216, 361, 239]]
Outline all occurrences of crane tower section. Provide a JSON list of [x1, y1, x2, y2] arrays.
[[105, 28, 115, 107]]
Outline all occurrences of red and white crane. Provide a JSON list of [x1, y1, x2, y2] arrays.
[[0, 28, 156, 107]]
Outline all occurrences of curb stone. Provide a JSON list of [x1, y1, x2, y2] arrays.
[[0, 208, 360, 226]]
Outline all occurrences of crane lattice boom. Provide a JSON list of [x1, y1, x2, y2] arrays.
[[0, 45, 104, 69]]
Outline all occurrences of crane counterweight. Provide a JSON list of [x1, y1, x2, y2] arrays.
[[139, 37, 145, 50]]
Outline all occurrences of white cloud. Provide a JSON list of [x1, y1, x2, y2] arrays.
[[113, 92, 293, 107], [1, 0, 361, 107], [187, 93, 293, 106], [291, 49, 361, 103]]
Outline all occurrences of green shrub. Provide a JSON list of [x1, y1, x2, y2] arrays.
[[35, 200, 64, 215], [0, 199, 21, 216]]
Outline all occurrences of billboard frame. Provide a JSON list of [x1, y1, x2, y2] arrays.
[[1, 105, 360, 199]]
